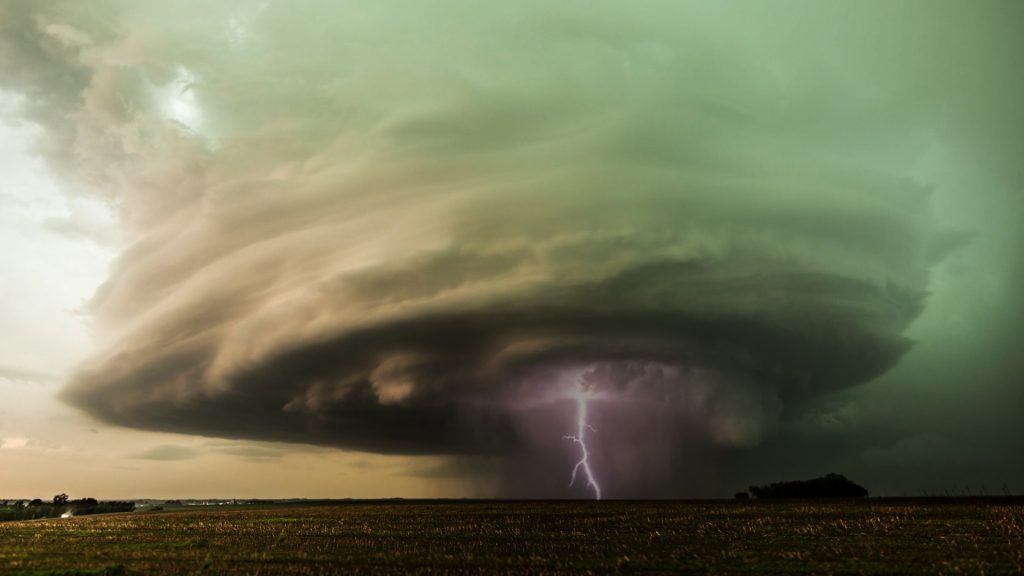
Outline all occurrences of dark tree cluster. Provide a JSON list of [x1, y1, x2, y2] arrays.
[[749, 473, 868, 499], [1, 495, 135, 522]]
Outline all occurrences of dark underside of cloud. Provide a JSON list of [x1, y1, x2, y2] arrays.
[[7, 0, 1021, 496], [64, 265, 920, 454]]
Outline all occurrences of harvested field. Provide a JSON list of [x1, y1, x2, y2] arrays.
[[1, 500, 1022, 575]]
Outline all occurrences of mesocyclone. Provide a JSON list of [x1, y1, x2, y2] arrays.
[[0, 2, 956, 465]]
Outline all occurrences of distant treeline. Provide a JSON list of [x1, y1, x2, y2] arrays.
[[748, 473, 868, 499], [0, 495, 134, 522]]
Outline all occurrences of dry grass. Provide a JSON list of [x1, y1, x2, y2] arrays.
[[1, 500, 1022, 574]]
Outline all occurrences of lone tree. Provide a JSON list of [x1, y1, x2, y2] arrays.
[[749, 473, 868, 499], [53, 493, 69, 506]]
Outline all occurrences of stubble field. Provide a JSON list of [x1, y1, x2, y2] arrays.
[[1, 500, 1022, 575]]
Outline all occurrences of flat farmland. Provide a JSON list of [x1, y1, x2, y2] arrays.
[[1, 500, 1022, 575]]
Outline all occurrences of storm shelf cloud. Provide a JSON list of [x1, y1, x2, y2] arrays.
[[3, 1, 1021, 497]]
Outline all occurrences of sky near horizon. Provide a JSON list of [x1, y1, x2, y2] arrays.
[[1, 1, 1022, 499]]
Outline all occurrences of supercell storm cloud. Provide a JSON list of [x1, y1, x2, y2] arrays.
[[1, 1, 981, 495]]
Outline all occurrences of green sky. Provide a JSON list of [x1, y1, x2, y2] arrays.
[[1, 0, 1022, 498]]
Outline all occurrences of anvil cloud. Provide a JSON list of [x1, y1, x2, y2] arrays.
[[3, 1, 1021, 496]]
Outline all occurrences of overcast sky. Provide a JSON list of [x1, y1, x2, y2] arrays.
[[1, 1, 1022, 499]]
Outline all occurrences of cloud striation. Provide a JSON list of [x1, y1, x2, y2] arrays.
[[1, 1, 978, 495]]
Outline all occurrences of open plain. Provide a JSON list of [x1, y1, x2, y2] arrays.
[[1, 500, 1022, 575]]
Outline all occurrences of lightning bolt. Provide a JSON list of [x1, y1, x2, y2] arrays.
[[563, 385, 602, 500]]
